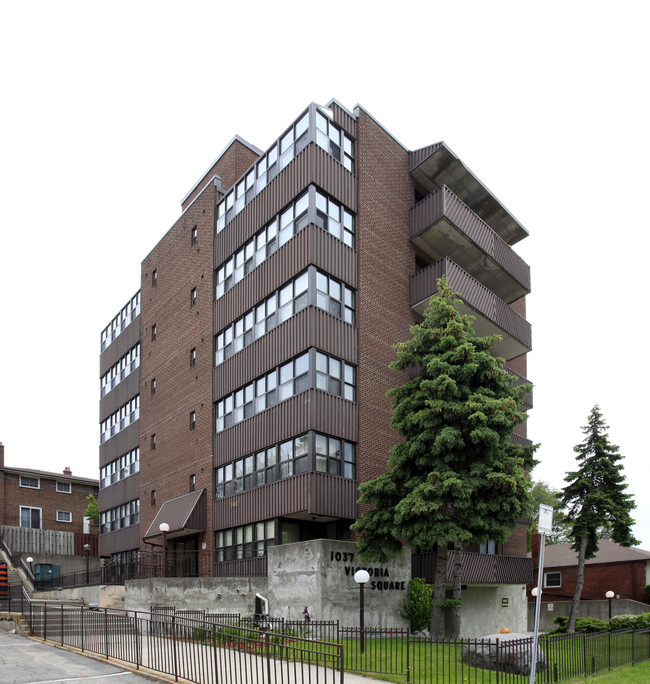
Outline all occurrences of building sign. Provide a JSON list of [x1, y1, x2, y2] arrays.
[[330, 551, 406, 591]]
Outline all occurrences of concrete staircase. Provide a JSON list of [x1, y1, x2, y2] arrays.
[[100, 584, 125, 610]]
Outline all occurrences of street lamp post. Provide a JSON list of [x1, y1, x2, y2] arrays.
[[83, 544, 91, 585], [606, 590, 615, 620], [159, 523, 170, 577], [26, 556, 34, 578], [354, 569, 370, 655]]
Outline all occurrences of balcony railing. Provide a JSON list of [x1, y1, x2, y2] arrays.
[[412, 550, 533, 585], [411, 257, 532, 360], [410, 186, 530, 303]]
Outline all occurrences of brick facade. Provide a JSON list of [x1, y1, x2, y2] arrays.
[[0, 450, 98, 536], [98, 100, 534, 581]]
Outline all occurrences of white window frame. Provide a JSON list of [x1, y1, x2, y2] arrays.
[[20, 506, 42, 529], [544, 571, 562, 588], [19, 475, 40, 489], [57, 510, 73, 523], [56, 481, 72, 494]]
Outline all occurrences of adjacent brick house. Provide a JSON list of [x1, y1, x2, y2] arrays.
[[529, 538, 650, 604], [98, 100, 534, 595], [0, 441, 98, 547]]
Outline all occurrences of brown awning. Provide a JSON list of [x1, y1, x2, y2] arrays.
[[143, 489, 206, 540]]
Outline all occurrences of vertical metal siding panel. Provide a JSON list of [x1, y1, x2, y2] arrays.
[[213, 309, 356, 398], [213, 390, 356, 467]]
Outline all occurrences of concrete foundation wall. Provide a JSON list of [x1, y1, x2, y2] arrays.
[[527, 599, 650, 631], [32, 585, 100, 604], [268, 539, 411, 627], [125, 577, 268, 615], [456, 585, 528, 638]]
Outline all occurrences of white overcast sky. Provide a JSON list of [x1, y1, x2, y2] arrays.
[[1, 1, 648, 549]]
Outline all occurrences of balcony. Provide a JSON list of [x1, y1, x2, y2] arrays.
[[412, 550, 533, 585], [410, 143, 528, 246], [411, 258, 532, 361], [411, 186, 530, 304], [213, 471, 358, 529]]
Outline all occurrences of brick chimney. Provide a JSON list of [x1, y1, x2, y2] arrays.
[[0, 442, 4, 467], [63, 466, 72, 476]]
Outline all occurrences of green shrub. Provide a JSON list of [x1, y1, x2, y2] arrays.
[[550, 615, 608, 634], [608, 614, 639, 630], [400, 578, 434, 634], [642, 585, 650, 603]]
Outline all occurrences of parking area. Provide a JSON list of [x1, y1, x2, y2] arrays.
[[0, 630, 166, 684]]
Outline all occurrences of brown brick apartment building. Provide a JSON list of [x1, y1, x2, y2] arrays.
[[98, 100, 533, 587]]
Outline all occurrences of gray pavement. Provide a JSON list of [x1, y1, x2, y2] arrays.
[[0, 627, 391, 684], [0, 630, 165, 684]]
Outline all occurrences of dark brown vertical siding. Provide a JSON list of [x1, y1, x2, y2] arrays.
[[213, 223, 356, 333], [213, 472, 358, 528], [99, 422, 139, 468], [214, 144, 356, 267], [213, 389, 357, 467], [100, 317, 141, 375], [330, 102, 357, 139], [213, 308, 356, 397]]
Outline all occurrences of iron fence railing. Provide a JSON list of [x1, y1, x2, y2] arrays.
[[22, 602, 343, 684], [4, 592, 649, 684]]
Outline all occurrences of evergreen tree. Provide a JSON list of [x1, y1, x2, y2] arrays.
[[352, 277, 536, 636], [562, 405, 637, 633]]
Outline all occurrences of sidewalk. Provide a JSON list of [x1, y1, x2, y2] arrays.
[[1, 626, 394, 684]]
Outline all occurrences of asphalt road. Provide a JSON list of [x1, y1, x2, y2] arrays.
[[0, 630, 165, 684]]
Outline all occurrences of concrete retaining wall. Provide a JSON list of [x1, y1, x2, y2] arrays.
[[528, 598, 650, 631]]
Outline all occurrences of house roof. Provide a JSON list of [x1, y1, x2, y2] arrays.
[[1, 464, 98, 486], [531, 539, 650, 567]]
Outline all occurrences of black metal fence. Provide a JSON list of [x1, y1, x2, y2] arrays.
[[3, 592, 650, 683], [21, 602, 343, 684]]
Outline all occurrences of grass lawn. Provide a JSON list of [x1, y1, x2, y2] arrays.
[[567, 659, 650, 683]]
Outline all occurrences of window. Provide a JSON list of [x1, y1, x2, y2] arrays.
[[215, 187, 355, 301], [215, 268, 355, 367], [215, 350, 355, 433], [215, 519, 276, 562], [20, 506, 41, 529], [100, 343, 141, 398], [215, 107, 355, 235], [57, 510, 72, 523], [544, 572, 562, 588], [190, 474, 196, 492], [99, 448, 139, 489], [99, 499, 139, 534], [191, 287, 197, 307], [152, 269, 157, 287], [151, 490, 156, 506], [56, 481, 71, 494], [19, 476, 40, 489], [191, 226, 198, 244], [480, 539, 497, 555], [190, 347, 197, 367], [190, 411, 196, 430], [99, 396, 139, 443], [100, 292, 141, 351], [151, 324, 157, 341], [151, 378, 156, 396], [215, 432, 356, 498], [151, 434, 156, 450]]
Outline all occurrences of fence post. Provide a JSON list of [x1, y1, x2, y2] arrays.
[[104, 608, 109, 659], [60, 603, 64, 646], [44, 603, 47, 641], [582, 634, 587, 678], [134, 611, 141, 670], [172, 614, 178, 682], [406, 629, 411, 684], [495, 637, 499, 684], [265, 630, 272, 684], [81, 606, 85, 652]]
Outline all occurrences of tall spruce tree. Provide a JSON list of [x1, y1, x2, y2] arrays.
[[562, 405, 637, 633], [352, 277, 536, 636]]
